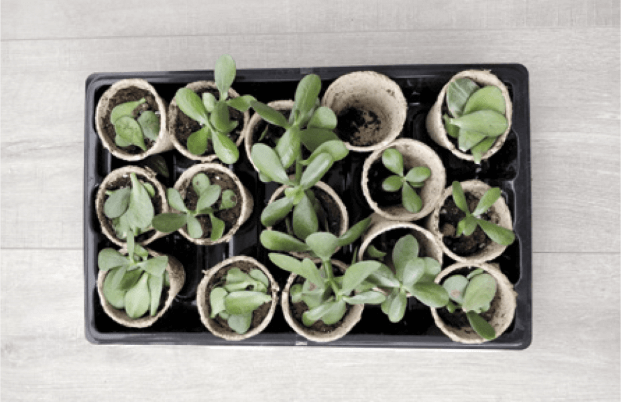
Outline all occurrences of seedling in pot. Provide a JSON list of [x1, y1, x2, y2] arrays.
[[250, 74, 342, 169], [451, 181, 515, 246], [152, 173, 237, 241], [443, 78, 508, 163], [380, 148, 431, 213], [442, 269, 497, 340], [109, 97, 161, 151], [252, 141, 348, 240], [174, 55, 255, 163], [361, 235, 448, 323], [103, 173, 156, 240], [98, 235, 170, 319]]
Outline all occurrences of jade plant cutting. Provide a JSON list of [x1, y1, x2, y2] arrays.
[[98, 236, 170, 318], [209, 267, 272, 335], [443, 78, 508, 163], [361, 234, 448, 322], [380, 148, 431, 213], [174, 55, 255, 163], [451, 181, 515, 246], [152, 173, 237, 240], [103, 173, 156, 240], [109, 98, 160, 151], [442, 269, 497, 340]]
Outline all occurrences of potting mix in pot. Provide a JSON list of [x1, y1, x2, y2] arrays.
[[89, 56, 528, 347]]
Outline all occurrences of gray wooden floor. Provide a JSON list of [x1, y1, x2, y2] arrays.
[[2, 0, 619, 401]]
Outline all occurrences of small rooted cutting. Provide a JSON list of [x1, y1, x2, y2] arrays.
[[109, 98, 160, 152], [380, 148, 431, 214]]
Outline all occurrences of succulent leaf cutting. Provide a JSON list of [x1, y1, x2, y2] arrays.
[[380, 148, 431, 213]]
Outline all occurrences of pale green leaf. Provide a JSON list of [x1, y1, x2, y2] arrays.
[[137, 111, 160, 141], [111, 98, 145, 124], [124, 273, 150, 319]]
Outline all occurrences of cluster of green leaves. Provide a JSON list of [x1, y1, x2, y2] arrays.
[[380, 148, 431, 213], [443, 78, 508, 163], [175, 55, 255, 163], [104, 173, 155, 240], [451, 182, 515, 246], [152, 173, 237, 240], [250, 74, 343, 171], [209, 267, 272, 334], [98, 235, 170, 319], [442, 269, 497, 340], [362, 235, 448, 322], [268, 221, 385, 327], [110, 97, 160, 151]]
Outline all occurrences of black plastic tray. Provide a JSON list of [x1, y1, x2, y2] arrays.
[[84, 64, 531, 349]]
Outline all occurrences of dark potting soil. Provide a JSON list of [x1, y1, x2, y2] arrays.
[[101, 87, 159, 154], [101, 174, 164, 243], [336, 107, 382, 147], [206, 260, 272, 333], [366, 228, 433, 267], [172, 88, 244, 154], [366, 160, 424, 209], [439, 193, 493, 256], [183, 170, 243, 239], [436, 268, 500, 330]]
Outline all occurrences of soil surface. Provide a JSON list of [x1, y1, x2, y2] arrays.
[[172, 88, 244, 155], [336, 107, 382, 147], [366, 228, 433, 267], [205, 261, 272, 334], [367, 160, 424, 209], [183, 170, 243, 239], [101, 87, 159, 154], [439, 193, 493, 256]]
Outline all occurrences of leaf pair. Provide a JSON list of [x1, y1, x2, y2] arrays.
[[103, 173, 155, 240], [110, 98, 160, 151], [380, 148, 431, 213], [152, 173, 237, 240], [451, 182, 515, 246]]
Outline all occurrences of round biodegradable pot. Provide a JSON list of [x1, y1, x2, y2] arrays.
[[358, 217, 443, 264], [95, 166, 169, 247], [95, 79, 172, 161], [97, 248, 185, 328], [362, 138, 446, 221], [243, 100, 294, 173], [168, 81, 249, 163], [322, 71, 407, 152], [427, 180, 513, 264], [431, 262, 517, 344], [282, 260, 363, 343], [265, 180, 348, 259], [173, 163, 253, 246], [425, 70, 513, 162], [197, 256, 280, 341]]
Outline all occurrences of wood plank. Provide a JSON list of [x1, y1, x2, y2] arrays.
[[2, 0, 619, 41], [1, 250, 618, 401]]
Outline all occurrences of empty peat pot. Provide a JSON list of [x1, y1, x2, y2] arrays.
[[431, 262, 517, 344], [427, 180, 513, 264], [95, 166, 169, 247], [281, 260, 363, 343], [97, 248, 185, 328], [426, 70, 513, 162], [197, 256, 279, 341], [168, 81, 249, 163], [361, 138, 446, 221], [173, 163, 253, 246], [95, 78, 172, 161], [322, 71, 407, 152], [243, 100, 294, 173]]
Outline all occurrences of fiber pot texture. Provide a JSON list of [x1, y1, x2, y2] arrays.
[[282, 260, 363, 343], [95, 166, 169, 247], [95, 79, 172, 161], [362, 138, 446, 221], [243, 100, 294, 173], [358, 217, 444, 264], [425, 70, 513, 162], [322, 71, 407, 152], [431, 262, 517, 344], [196, 256, 280, 341], [97, 248, 185, 328], [173, 163, 253, 246], [168, 81, 249, 162], [427, 180, 513, 263], [266, 180, 349, 259]]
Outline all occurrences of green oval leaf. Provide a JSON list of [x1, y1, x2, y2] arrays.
[[471, 137, 496, 164], [300, 153, 333, 189], [392, 234, 419, 278], [124, 273, 150, 319], [224, 291, 271, 315], [299, 128, 339, 152], [227, 95, 256, 112], [303, 140, 349, 166], [139, 256, 168, 277], [344, 291, 386, 305], [382, 148, 404, 176], [251, 144, 291, 185], [473, 188, 502, 217], [446, 78, 479, 118], [444, 114, 460, 138], [261, 231, 310, 252], [411, 282, 449, 308], [292, 194, 318, 240], [209, 214, 226, 241], [294, 74, 321, 116], [125, 173, 154, 230], [401, 259, 425, 290], [261, 197, 294, 227], [110, 98, 145, 124], [250, 101, 289, 128], [191, 173, 211, 195], [147, 273, 163, 316], [337, 216, 372, 247], [402, 183, 422, 213], [187, 126, 210, 156], [103, 187, 131, 219], [114, 116, 146, 151], [462, 273, 497, 312], [476, 219, 515, 246], [209, 287, 228, 318], [98, 248, 129, 271], [305, 232, 339, 261], [215, 54, 236, 99], [186, 215, 203, 239], [212, 131, 239, 164], [210, 102, 232, 133], [175, 88, 209, 125], [388, 291, 407, 323], [228, 312, 253, 334], [152, 213, 187, 233], [451, 181, 469, 213], [382, 175, 403, 192], [458, 130, 486, 152], [447, 110, 508, 137], [275, 127, 301, 169], [404, 167, 431, 185], [466, 311, 496, 340], [202, 92, 217, 112], [463, 86, 506, 115], [220, 189, 237, 210], [197, 185, 221, 211], [443, 274, 468, 304], [341, 261, 382, 295], [166, 188, 188, 212], [137, 111, 160, 141], [308, 106, 337, 129]]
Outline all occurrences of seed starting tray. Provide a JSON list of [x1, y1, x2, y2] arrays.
[[84, 64, 531, 349]]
